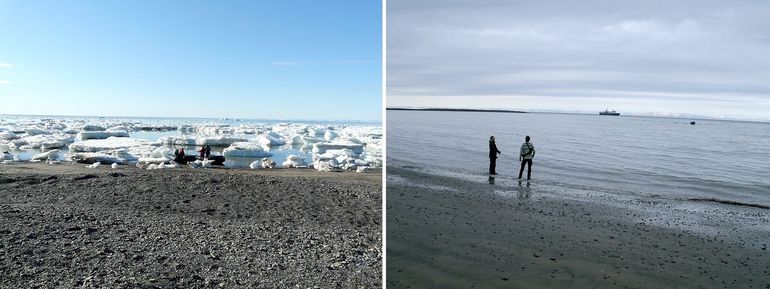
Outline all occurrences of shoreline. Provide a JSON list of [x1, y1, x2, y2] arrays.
[[386, 166, 769, 288], [0, 163, 382, 288]]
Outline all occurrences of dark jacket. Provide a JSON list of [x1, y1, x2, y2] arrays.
[[489, 140, 501, 158]]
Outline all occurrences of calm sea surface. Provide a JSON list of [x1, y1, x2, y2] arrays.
[[387, 110, 770, 206]]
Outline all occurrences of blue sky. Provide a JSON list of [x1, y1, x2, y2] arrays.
[[0, 0, 381, 121]]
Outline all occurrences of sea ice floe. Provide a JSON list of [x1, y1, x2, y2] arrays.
[[67, 152, 127, 165], [158, 135, 246, 147], [1, 116, 383, 169], [0, 131, 17, 140], [261, 157, 276, 169], [69, 137, 149, 152], [291, 135, 322, 145], [188, 159, 212, 169], [78, 131, 129, 140], [258, 131, 287, 147], [31, 149, 60, 161], [281, 155, 306, 168], [324, 130, 339, 141], [21, 128, 52, 136], [80, 124, 106, 131], [222, 142, 273, 158], [10, 134, 74, 151], [312, 143, 365, 155]]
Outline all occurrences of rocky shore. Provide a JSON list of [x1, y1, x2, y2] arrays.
[[0, 163, 382, 288]]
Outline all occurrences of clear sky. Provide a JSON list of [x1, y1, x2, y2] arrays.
[[387, 0, 770, 121], [0, 0, 381, 121]]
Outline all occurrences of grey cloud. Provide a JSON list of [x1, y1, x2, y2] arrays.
[[387, 0, 770, 119]]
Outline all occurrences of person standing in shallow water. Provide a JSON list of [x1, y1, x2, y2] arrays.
[[489, 136, 501, 175], [518, 135, 535, 180]]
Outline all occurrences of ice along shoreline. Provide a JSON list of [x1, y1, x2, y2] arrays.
[[0, 115, 382, 172]]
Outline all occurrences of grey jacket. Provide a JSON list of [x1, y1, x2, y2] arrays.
[[520, 142, 535, 160]]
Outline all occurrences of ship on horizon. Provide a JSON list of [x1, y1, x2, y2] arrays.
[[599, 109, 621, 116]]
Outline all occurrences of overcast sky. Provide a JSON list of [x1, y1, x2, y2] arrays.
[[387, 0, 770, 120]]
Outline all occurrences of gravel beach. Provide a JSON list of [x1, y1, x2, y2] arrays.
[[386, 166, 770, 289], [0, 163, 382, 288]]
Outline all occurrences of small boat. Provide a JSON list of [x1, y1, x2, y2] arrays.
[[599, 109, 620, 116]]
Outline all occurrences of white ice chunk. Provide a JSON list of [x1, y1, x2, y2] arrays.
[[261, 158, 276, 169], [158, 135, 246, 147], [281, 155, 306, 168], [0, 131, 17, 140], [111, 163, 119, 169], [86, 162, 101, 169], [249, 160, 260, 170], [69, 137, 149, 152], [31, 149, 60, 161], [67, 153, 127, 165], [81, 124, 106, 131], [312, 143, 364, 155], [258, 131, 286, 147], [107, 126, 129, 132], [78, 131, 129, 140], [324, 130, 339, 141], [14, 134, 74, 150], [222, 142, 273, 157], [291, 135, 322, 145], [22, 128, 51, 136]]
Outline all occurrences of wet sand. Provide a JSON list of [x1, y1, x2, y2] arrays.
[[0, 163, 381, 288], [386, 166, 770, 288]]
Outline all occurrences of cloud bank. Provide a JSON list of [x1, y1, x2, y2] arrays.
[[387, 0, 770, 119]]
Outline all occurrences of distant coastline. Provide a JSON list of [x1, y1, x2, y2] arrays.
[[386, 107, 527, 113]]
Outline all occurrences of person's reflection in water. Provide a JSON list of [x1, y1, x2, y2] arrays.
[[517, 180, 531, 199], [488, 175, 495, 185]]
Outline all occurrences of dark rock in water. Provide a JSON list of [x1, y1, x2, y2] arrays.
[[209, 155, 226, 165]]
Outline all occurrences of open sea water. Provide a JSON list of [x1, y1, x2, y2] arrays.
[[387, 110, 770, 207]]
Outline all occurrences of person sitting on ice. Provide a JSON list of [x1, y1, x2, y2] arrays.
[[198, 145, 206, 160], [174, 147, 186, 163]]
